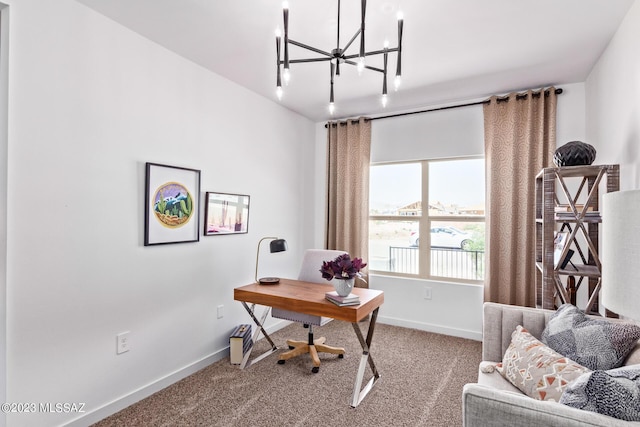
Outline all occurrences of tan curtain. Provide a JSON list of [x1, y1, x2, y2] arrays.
[[484, 88, 557, 307], [326, 117, 371, 288]]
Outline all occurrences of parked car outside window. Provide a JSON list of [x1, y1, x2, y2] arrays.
[[409, 226, 472, 250]]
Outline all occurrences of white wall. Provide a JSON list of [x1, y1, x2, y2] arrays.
[[314, 84, 587, 341], [585, 0, 640, 190], [3, 1, 315, 426], [557, 84, 587, 144]]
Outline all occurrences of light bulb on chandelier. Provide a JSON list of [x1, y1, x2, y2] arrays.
[[394, 75, 402, 91], [357, 57, 365, 75], [381, 39, 389, 107]]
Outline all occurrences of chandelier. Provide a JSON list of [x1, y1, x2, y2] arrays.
[[274, 0, 404, 115]]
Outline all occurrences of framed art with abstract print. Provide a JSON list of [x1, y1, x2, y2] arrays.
[[144, 162, 201, 246], [204, 192, 250, 236]]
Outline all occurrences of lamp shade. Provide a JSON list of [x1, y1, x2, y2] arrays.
[[602, 189, 640, 320], [269, 239, 288, 253]]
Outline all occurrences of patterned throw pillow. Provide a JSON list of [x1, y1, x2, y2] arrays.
[[542, 304, 640, 370], [497, 325, 590, 401], [560, 365, 640, 421]]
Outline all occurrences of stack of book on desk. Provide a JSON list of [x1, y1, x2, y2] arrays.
[[229, 324, 252, 365], [325, 291, 360, 306]]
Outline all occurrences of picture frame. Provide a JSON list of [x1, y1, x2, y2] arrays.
[[560, 249, 576, 270], [144, 162, 201, 246], [204, 192, 250, 236], [553, 231, 569, 268]]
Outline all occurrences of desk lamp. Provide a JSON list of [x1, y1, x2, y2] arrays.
[[602, 189, 640, 320], [254, 237, 288, 284]]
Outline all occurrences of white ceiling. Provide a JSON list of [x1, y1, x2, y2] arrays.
[[75, 0, 635, 122]]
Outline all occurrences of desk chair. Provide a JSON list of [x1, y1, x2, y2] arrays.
[[272, 249, 347, 373]]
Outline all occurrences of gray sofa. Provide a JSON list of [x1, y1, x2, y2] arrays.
[[462, 302, 640, 427]]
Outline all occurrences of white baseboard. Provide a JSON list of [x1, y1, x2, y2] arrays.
[[63, 319, 292, 427], [377, 315, 482, 341]]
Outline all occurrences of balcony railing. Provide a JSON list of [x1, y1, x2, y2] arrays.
[[388, 246, 485, 280]]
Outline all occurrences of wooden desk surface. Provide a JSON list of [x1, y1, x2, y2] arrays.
[[234, 278, 384, 323]]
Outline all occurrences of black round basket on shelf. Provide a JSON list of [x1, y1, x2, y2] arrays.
[[553, 141, 597, 167]]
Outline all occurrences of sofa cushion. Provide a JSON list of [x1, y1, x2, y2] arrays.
[[497, 325, 590, 402], [542, 304, 640, 370], [560, 365, 640, 421]]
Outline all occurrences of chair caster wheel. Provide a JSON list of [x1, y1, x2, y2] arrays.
[[311, 367, 319, 373], [277, 360, 285, 365], [338, 354, 344, 358]]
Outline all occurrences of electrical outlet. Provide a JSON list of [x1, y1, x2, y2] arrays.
[[423, 287, 432, 300], [116, 331, 130, 354], [217, 305, 224, 319]]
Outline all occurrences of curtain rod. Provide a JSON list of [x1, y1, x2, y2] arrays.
[[325, 87, 563, 128]]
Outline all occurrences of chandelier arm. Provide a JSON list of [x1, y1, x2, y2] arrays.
[[342, 59, 384, 73], [329, 62, 335, 115], [283, 6, 289, 69], [276, 37, 281, 88], [359, 0, 367, 58], [396, 18, 403, 78], [330, 62, 335, 102], [343, 47, 398, 61], [361, 64, 384, 73], [287, 58, 333, 64], [288, 39, 333, 57], [336, 0, 341, 52], [342, 29, 362, 55], [382, 48, 388, 97], [363, 47, 399, 56]]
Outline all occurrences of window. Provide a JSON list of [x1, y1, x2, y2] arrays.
[[369, 158, 485, 283]]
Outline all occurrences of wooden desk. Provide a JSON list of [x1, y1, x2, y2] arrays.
[[234, 278, 384, 407]]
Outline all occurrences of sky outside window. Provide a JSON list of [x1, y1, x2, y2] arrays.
[[370, 159, 484, 215]]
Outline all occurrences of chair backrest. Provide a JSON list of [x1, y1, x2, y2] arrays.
[[271, 248, 347, 325], [297, 249, 347, 284]]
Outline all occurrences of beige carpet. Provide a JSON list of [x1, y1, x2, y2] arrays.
[[93, 321, 481, 426]]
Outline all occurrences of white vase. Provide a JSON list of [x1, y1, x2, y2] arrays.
[[332, 278, 355, 297]]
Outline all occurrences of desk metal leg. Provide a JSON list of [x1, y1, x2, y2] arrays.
[[350, 307, 381, 407], [239, 302, 278, 369]]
